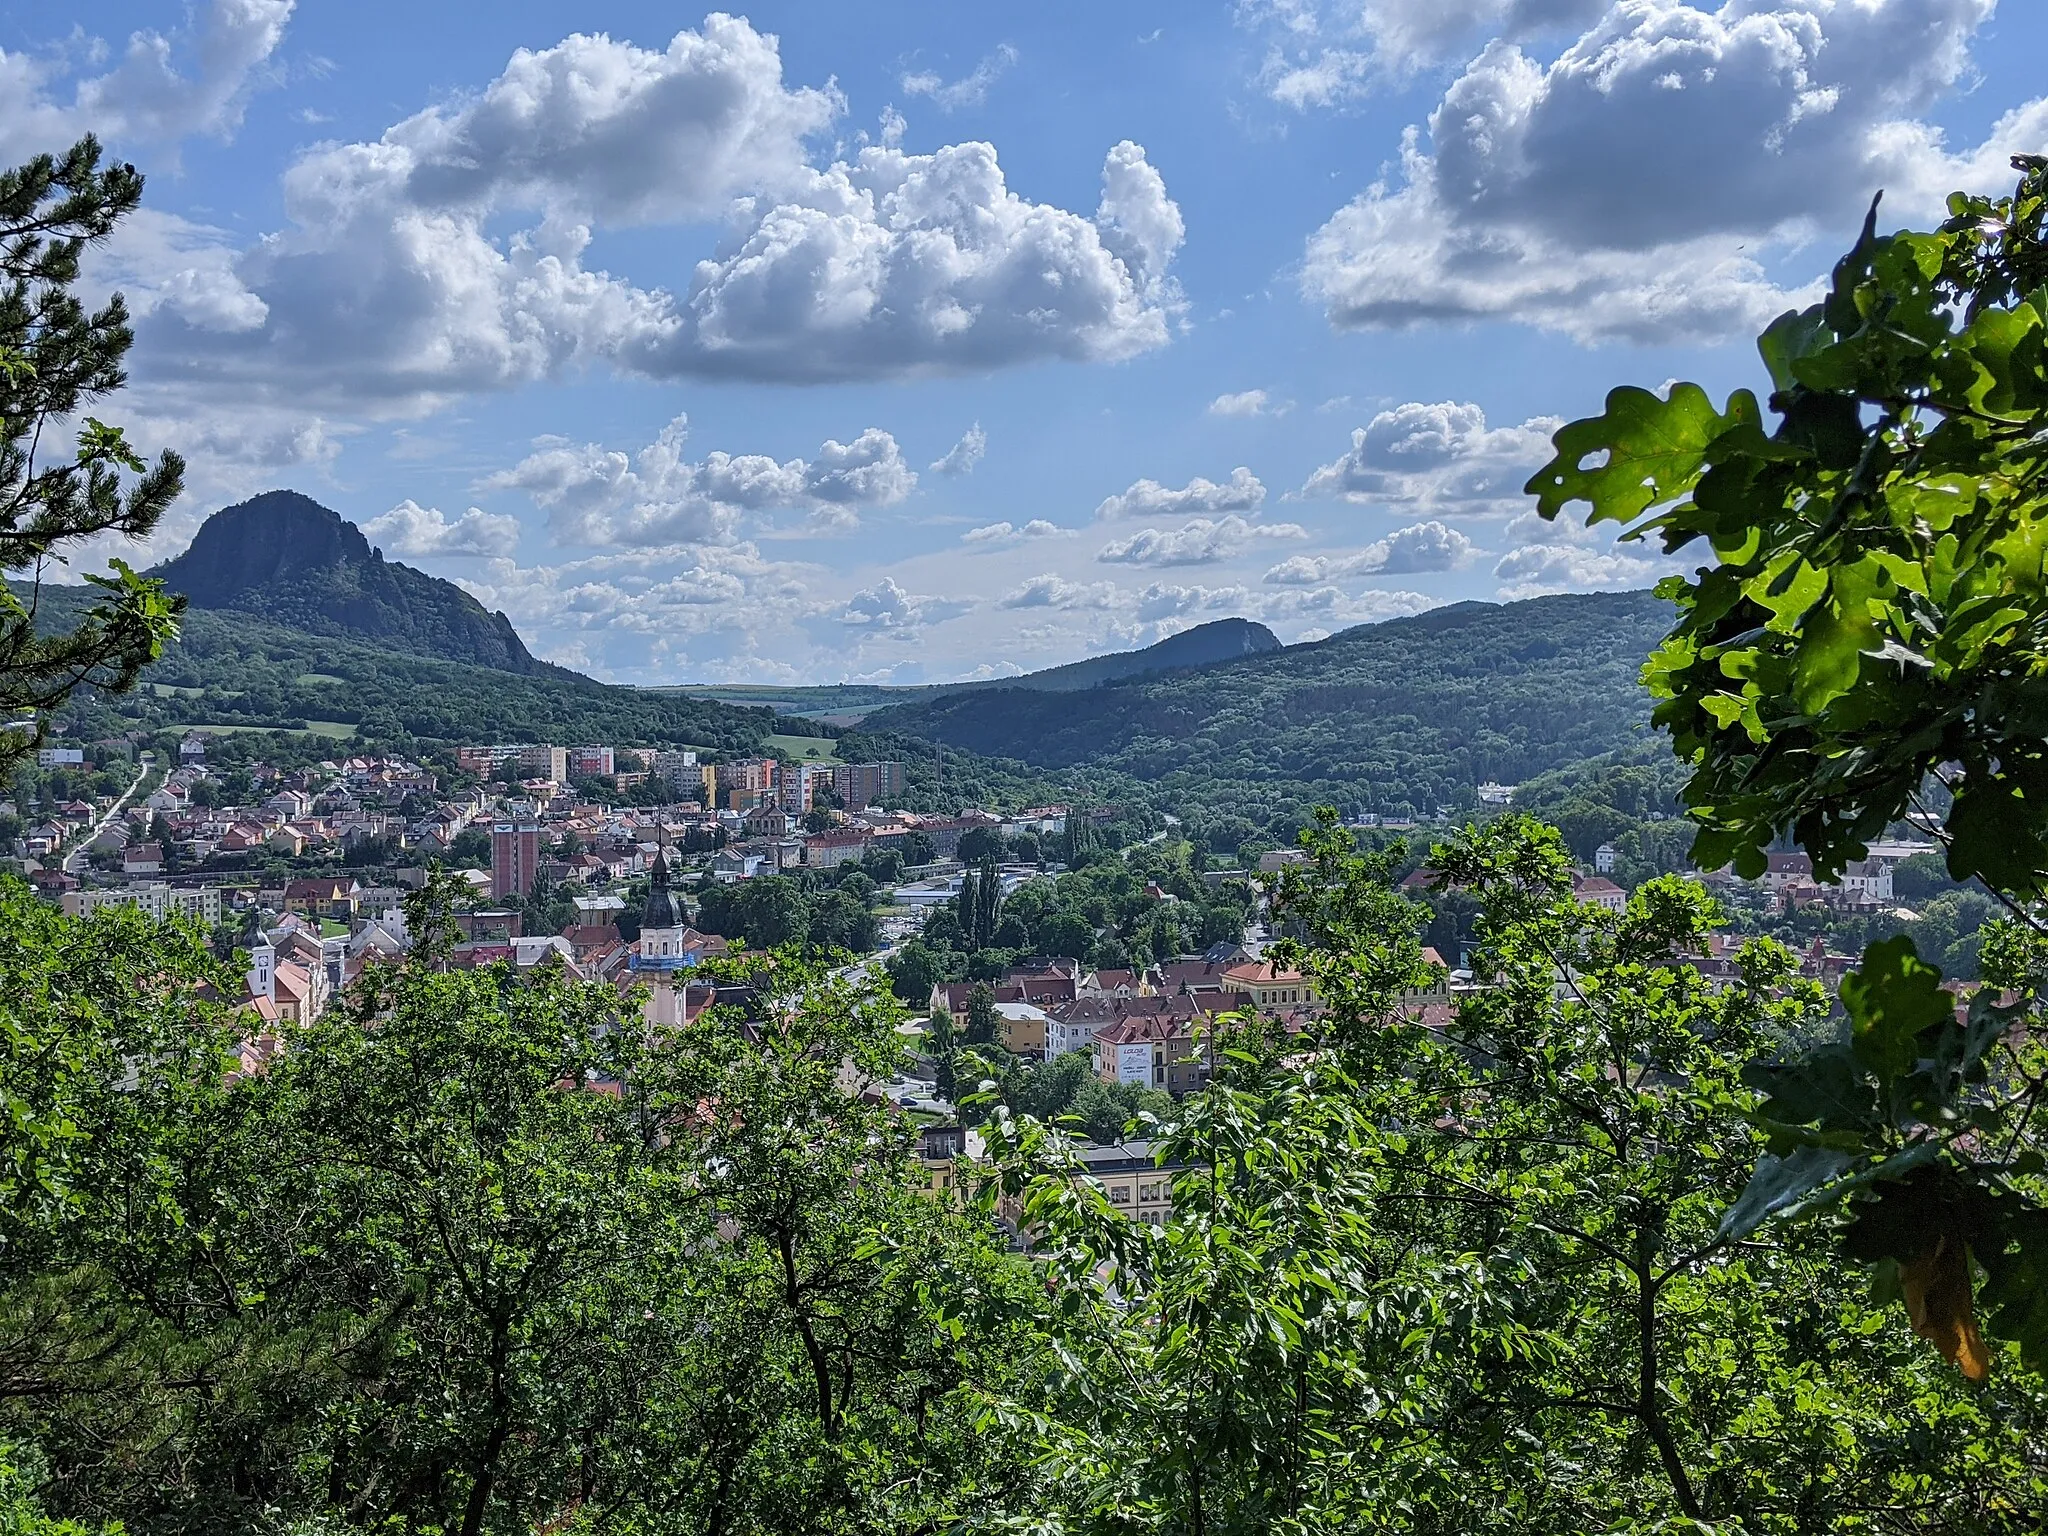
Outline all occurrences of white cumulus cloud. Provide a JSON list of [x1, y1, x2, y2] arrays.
[[1000, 574, 1122, 609], [117, 20, 1185, 408], [481, 414, 914, 548], [1095, 466, 1266, 521], [649, 137, 1184, 382], [1493, 542, 1670, 599], [1097, 514, 1307, 568], [1264, 520, 1477, 583], [1299, 0, 2048, 345], [1301, 401, 1559, 513], [1238, 0, 1605, 103], [362, 500, 523, 558], [1208, 389, 1287, 417], [0, 0, 294, 161], [838, 577, 971, 630], [931, 424, 988, 476]]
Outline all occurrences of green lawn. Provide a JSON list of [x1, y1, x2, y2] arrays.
[[180, 720, 359, 740], [764, 733, 840, 762], [294, 672, 347, 685]]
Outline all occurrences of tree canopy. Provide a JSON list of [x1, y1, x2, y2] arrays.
[[1532, 158, 2048, 1380], [0, 136, 184, 769]]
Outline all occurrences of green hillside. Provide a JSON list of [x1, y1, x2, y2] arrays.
[[149, 490, 561, 676], [676, 617, 1283, 720], [22, 583, 1087, 813], [26, 585, 779, 757], [864, 590, 1675, 845]]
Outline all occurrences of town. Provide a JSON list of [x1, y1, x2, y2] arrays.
[[3, 725, 1957, 1227]]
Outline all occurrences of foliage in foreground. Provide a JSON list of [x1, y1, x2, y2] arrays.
[[1532, 158, 2048, 1379], [0, 136, 184, 773], [979, 819, 2048, 1533], [0, 878, 1022, 1535]]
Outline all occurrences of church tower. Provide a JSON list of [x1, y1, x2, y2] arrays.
[[643, 848, 679, 931]]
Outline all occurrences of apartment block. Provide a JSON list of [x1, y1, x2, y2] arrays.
[[491, 820, 542, 900], [830, 760, 905, 810]]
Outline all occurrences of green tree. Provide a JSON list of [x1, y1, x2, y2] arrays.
[[0, 137, 185, 771], [886, 937, 947, 1005], [956, 826, 1003, 864], [808, 886, 878, 953], [2, 876, 1019, 1534], [1529, 158, 2048, 1377], [963, 982, 1000, 1048], [980, 819, 2048, 1532]]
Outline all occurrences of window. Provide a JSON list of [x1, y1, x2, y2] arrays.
[[1109, 1185, 1131, 1204]]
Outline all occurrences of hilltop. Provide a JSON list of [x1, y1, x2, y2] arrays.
[[678, 616, 1282, 721], [149, 490, 558, 676], [861, 589, 1674, 838]]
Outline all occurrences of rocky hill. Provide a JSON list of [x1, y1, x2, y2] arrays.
[[149, 490, 556, 676]]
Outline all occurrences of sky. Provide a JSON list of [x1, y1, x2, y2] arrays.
[[10, 1, 2048, 685]]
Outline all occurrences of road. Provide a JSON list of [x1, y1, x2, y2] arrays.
[[63, 752, 154, 875]]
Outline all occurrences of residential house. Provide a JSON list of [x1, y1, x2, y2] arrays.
[[1220, 961, 1317, 1012], [1093, 1013, 1187, 1091], [1762, 851, 1814, 891], [1045, 996, 1115, 1061], [122, 842, 164, 876], [915, 1122, 968, 1201], [995, 1139, 1183, 1237], [992, 1000, 1049, 1059], [1840, 856, 1895, 903], [284, 877, 361, 918], [66, 883, 222, 926], [1080, 967, 1147, 1001], [803, 827, 872, 869], [1572, 874, 1628, 912]]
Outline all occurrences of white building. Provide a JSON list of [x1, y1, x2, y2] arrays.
[[1099, 1032, 1154, 1087], [1046, 1010, 1104, 1063], [1840, 857, 1895, 903], [65, 883, 223, 926], [36, 747, 84, 767]]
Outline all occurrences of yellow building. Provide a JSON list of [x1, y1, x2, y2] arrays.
[[1220, 961, 1318, 1011]]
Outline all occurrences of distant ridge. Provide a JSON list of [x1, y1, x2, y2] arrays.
[[993, 617, 1282, 693], [862, 589, 1673, 797], [150, 490, 563, 677]]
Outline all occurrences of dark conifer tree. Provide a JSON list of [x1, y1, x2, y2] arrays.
[[0, 136, 185, 769]]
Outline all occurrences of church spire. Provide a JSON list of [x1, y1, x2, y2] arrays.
[[643, 848, 678, 931]]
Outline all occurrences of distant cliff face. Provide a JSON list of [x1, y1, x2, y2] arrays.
[[151, 490, 555, 676]]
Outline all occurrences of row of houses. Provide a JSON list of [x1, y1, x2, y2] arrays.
[[928, 949, 1453, 1096]]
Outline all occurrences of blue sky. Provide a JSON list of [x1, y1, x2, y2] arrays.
[[12, 1, 2048, 683]]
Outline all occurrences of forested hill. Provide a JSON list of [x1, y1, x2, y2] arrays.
[[149, 490, 560, 677], [21, 582, 1083, 810], [19, 583, 776, 757], [989, 616, 1280, 692], [864, 589, 1674, 833]]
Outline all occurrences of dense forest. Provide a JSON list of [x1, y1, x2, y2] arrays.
[[863, 591, 1672, 830]]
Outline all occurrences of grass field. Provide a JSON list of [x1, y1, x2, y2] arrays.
[[294, 672, 347, 685], [765, 733, 840, 762], [181, 720, 359, 740]]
